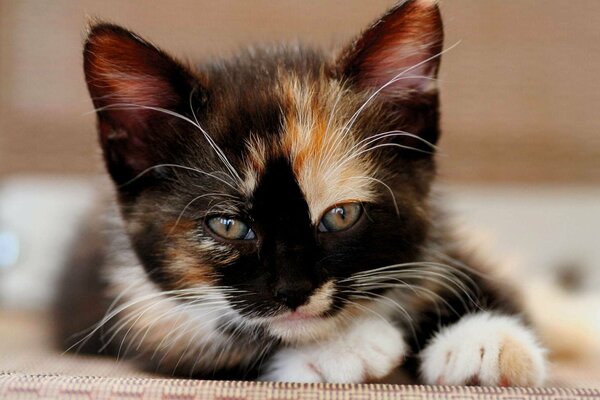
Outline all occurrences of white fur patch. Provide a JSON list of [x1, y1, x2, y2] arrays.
[[260, 317, 406, 383], [420, 312, 547, 386], [102, 235, 261, 372]]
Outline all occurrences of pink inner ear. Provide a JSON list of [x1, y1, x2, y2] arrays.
[[342, 0, 443, 95], [363, 39, 439, 94], [103, 73, 172, 108], [85, 31, 180, 129], [99, 71, 175, 131], [84, 24, 197, 182]]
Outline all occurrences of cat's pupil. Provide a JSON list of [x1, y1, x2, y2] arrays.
[[328, 207, 345, 224]]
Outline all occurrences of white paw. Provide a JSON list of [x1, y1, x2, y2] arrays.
[[261, 318, 406, 383], [420, 312, 547, 386]]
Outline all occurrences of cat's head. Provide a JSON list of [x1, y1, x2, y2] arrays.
[[84, 0, 443, 343]]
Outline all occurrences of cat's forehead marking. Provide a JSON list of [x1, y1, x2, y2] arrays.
[[241, 135, 269, 197], [239, 74, 379, 224], [279, 75, 377, 224]]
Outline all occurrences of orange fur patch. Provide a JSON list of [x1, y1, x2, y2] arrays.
[[499, 335, 536, 386], [162, 219, 238, 287], [280, 75, 378, 223], [165, 246, 213, 286], [239, 74, 382, 224]]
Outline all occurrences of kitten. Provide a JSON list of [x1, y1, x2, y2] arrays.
[[57, 0, 547, 385]]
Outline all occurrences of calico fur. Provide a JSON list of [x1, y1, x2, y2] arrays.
[[56, 0, 546, 384]]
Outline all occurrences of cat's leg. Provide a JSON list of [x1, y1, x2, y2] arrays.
[[419, 312, 546, 386], [260, 318, 406, 383]]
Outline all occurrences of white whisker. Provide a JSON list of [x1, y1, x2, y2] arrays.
[[88, 102, 243, 184], [340, 41, 461, 136]]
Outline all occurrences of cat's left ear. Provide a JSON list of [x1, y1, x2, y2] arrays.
[[83, 23, 206, 187], [337, 0, 443, 96]]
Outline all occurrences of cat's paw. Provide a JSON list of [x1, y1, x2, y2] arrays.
[[261, 318, 406, 383], [420, 312, 546, 386]]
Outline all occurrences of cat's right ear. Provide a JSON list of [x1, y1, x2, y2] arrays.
[[335, 0, 444, 148], [83, 23, 203, 187]]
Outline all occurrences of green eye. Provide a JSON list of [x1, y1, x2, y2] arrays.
[[318, 203, 363, 233], [206, 216, 256, 240]]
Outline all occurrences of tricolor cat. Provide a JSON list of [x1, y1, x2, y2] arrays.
[[57, 0, 547, 385]]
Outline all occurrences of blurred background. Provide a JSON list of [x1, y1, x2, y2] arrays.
[[2, 0, 600, 181], [0, 0, 599, 375]]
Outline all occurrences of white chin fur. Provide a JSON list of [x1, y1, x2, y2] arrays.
[[266, 314, 343, 344]]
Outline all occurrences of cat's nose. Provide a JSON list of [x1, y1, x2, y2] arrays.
[[274, 286, 312, 310]]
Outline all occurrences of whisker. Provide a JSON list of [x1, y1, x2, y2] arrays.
[[88, 102, 243, 184], [119, 163, 238, 191], [340, 41, 461, 136], [169, 192, 239, 234], [343, 175, 400, 215], [68, 286, 239, 354], [352, 130, 439, 153], [336, 291, 419, 345]]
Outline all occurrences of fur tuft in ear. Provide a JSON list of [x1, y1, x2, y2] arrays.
[[84, 23, 202, 186], [338, 0, 443, 96]]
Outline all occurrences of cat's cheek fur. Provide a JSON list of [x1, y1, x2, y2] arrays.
[[419, 312, 547, 386], [260, 318, 406, 383]]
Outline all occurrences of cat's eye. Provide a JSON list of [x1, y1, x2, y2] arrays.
[[318, 203, 363, 233], [206, 216, 256, 241]]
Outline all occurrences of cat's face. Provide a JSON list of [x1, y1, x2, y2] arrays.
[[84, 0, 443, 343]]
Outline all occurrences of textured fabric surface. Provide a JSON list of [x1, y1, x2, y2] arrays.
[[2, 310, 599, 399], [2, 373, 600, 400]]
